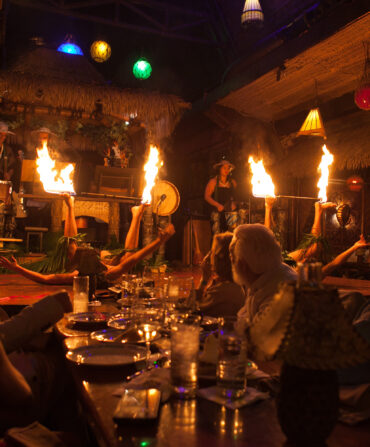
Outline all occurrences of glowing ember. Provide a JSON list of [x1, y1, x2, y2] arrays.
[[317, 145, 334, 202], [141, 145, 162, 204], [36, 142, 75, 194], [248, 156, 276, 198]]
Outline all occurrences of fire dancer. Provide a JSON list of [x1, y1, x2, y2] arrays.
[[31, 127, 57, 159], [265, 197, 370, 275], [0, 122, 20, 190], [0, 194, 175, 284], [264, 197, 337, 264], [205, 158, 239, 234]]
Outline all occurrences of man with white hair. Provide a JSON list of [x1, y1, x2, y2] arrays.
[[229, 223, 297, 325]]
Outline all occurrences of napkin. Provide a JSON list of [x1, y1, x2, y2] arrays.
[[5, 422, 67, 447], [197, 386, 269, 410]]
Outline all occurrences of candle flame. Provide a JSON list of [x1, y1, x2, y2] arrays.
[[248, 156, 276, 198], [141, 145, 162, 204], [317, 144, 334, 202], [36, 142, 75, 195]]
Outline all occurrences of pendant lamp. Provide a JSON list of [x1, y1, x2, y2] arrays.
[[241, 0, 264, 27], [297, 107, 326, 138]]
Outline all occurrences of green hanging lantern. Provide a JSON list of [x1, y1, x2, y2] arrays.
[[133, 58, 152, 79]]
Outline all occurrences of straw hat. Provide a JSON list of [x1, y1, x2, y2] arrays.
[[213, 159, 235, 170], [0, 122, 15, 135], [31, 127, 57, 137]]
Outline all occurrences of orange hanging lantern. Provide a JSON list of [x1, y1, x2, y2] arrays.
[[90, 40, 111, 63], [346, 176, 364, 192]]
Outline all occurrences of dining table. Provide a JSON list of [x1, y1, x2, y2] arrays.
[[1, 273, 370, 446], [54, 298, 370, 447]]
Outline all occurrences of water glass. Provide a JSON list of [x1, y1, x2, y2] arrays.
[[171, 313, 201, 398], [216, 316, 247, 399], [73, 276, 89, 313]]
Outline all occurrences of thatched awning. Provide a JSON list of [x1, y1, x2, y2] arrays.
[[217, 12, 370, 122], [0, 48, 190, 140], [273, 110, 370, 178]]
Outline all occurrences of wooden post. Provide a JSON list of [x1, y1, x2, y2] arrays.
[[108, 202, 120, 241], [51, 198, 63, 233]]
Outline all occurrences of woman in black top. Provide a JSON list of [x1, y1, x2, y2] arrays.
[[204, 159, 237, 234]]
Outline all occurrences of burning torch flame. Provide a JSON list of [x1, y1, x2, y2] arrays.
[[141, 145, 162, 204], [248, 156, 276, 198], [317, 144, 334, 202], [36, 142, 75, 194]]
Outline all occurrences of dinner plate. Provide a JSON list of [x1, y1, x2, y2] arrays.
[[107, 314, 132, 330], [67, 312, 110, 324], [66, 344, 147, 366], [91, 327, 161, 344]]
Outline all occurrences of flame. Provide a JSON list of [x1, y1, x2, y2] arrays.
[[141, 145, 162, 204], [317, 144, 334, 202], [36, 142, 75, 194], [248, 156, 275, 198]]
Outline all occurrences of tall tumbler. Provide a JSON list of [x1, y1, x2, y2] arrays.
[[216, 316, 247, 399], [171, 313, 201, 398], [73, 276, 89, 313]]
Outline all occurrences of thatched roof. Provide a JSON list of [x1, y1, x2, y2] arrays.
[[0, 48, 190, 140], [272, 110, 370, 178], [217, 12, 370, 122]]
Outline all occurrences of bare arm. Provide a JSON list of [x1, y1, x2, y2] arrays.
[[322, 235, 370, 277], [0, 340, 32, 404], [0, 256, 76, 284], [204, 178, 224, 212], [105, 224, 175, 281], [125, 204, 148, 251], [288, 201, 337, 262], [311, 201, 336, 236], [264, 197, 276, 230]]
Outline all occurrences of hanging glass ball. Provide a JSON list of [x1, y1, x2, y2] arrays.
[[133, 58, 152, 80], [90, 40, 111, 63], [354, 82, 370, 110]]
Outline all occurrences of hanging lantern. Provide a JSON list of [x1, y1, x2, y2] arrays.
[[133, 58, 152, 80], [241, 0, 264, 27], [346, 176, 364, 192], [57, 34, 83, 56], [297, 107, 326, 138], [354, 83, 370, 110], [90, 40, 111, 63], [354, 43, 370, 110]]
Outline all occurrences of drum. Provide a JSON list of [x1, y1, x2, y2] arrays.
[[0, 180, 12, 205]]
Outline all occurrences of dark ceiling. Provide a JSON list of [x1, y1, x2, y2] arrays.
[[3, 0, 366, 102]]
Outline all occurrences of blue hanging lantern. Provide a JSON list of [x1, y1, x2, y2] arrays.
[[57, 35, 83, 55]]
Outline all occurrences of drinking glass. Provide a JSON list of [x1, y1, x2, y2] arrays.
[[167, 276, 195, 312], [73, 276, 89, 313], [133, 297, 164, 366], [216, 316, 247, 399], [171, 313, 201, 398]]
